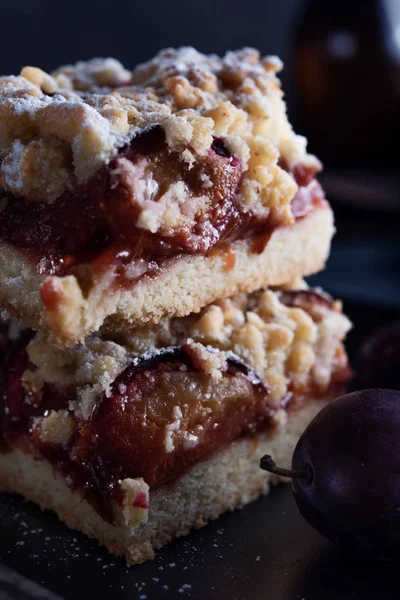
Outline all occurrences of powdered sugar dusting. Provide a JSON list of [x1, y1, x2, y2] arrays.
[[0, 46, 311, 209], [1, 140, 25, 192]]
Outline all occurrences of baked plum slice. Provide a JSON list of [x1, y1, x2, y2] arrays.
[[76, 346, 272, 487], [99, 128, 244, 256], [0, 127, 244, 271]]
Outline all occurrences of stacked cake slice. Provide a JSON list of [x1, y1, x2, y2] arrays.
[[0, 48, 351, 564]]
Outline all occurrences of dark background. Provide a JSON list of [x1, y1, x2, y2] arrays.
[[0, 0, 302, 79]]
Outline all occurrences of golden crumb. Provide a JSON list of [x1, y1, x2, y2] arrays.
[[22, 287, 351, 416], [121, 478, 149, 527], [37, 410, 75, 446], [0, 47, 314, 225]]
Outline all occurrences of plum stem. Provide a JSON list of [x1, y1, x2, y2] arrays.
[[260, 455, 312, 483]]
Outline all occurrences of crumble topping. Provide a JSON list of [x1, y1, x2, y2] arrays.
[[120, 478, 149, 527], [24, 287, 351, 414], [109, 288, 351, 404], [26, 334, 128, 420], [184, 340, 227, 379], [37, 409, 75, 446], [51, 58, 132, 91], [0, 48, 318, 234]]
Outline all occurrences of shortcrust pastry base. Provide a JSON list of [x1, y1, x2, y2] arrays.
[[0, 399, 326, 564], [0, 205, 334, 347]]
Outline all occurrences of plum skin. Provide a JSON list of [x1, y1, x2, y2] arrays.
[[292, 389, 400, 558]]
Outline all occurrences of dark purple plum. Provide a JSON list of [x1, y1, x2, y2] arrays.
[[355, 322, 400, 390], [261, 389, 400, 558]]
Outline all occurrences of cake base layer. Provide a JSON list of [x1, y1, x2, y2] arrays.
[[0, 205, 334, 346], [0, 400, 327, 565]]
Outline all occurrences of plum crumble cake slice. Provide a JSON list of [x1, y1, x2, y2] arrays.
[[0, 288, 352, 564], [0, 48, 333, 346]]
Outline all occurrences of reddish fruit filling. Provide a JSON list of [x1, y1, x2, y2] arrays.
[[0, 127, 325, 277], [0, 329, 75, 436]]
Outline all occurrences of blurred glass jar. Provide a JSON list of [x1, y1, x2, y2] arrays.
[[293, 0, 400, 169]]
